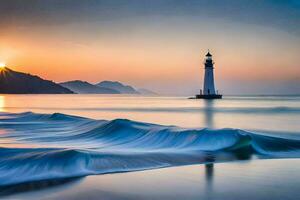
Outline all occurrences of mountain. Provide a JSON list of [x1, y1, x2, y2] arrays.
[[96, 81, 140, 94], [137, 88, 157, 95], [60, 80, 120, 94], [0, 67, 74, 94]]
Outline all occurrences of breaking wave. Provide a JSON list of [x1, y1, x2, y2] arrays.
[[0, 112, 300, 186]]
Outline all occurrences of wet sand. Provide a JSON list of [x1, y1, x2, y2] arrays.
[[3, 159, 300, 200]]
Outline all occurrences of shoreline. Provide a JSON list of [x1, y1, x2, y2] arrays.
[[3, 158, 300, 200]]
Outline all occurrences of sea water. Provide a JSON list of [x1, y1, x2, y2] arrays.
[[0, 95, 300, 191], [1, 94, 299, 131]]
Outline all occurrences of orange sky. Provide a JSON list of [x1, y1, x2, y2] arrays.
[[0, 1, 299, 94]]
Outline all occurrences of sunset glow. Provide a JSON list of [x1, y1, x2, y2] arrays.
[[0, 2, 300, 198], [0, 63, 6, 69], [0, 1, 299, 95]]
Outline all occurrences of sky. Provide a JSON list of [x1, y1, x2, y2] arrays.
[[0, 0, 299, 95]]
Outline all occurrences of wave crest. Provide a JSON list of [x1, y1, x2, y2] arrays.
[[0, 112, 300, 186]]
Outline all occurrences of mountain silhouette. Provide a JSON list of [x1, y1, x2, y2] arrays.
[[96, 81, 140, 94], [0, 67, 74, 94], [60, 80, 120, 94], [137, 88, 157, 95]]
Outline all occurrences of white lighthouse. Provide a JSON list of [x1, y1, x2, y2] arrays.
[[203, 51, 216, 95], [195, 51, 222, 99]]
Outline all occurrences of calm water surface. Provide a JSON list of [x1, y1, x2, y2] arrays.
[[1, 94, 300, 132]]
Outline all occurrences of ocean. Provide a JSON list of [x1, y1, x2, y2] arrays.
[[0, 94, 300, 199]]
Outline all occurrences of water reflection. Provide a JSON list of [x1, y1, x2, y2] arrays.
[[203, 100, 215, 128], [205, 163, 214, 193], [0, 96, 5, 112], [0, 94, 299, 131], [0, 177, 83, 197]]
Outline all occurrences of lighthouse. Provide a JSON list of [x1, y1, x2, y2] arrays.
[[195, 51, 222, 99]]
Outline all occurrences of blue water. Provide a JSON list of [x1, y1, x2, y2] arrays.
[[0, 95, 300, 188], [0, 109, 300, 187]]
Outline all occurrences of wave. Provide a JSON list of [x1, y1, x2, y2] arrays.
[[0, 112, 300, 186]]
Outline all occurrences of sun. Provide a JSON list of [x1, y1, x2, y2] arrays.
[[0, 63, 6, 69]]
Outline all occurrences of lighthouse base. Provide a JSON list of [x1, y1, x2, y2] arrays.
[[193, 94, 223, 99]]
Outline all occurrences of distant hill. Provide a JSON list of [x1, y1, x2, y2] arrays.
[[137, 88, 157, 95], [96, 81, 140, 94], [0, 67, 74, 94], [60, 80, 120, 94]]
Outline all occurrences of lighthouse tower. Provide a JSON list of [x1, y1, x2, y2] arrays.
[[195, 51, 222, 99], [203, 51, 216, 95]]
